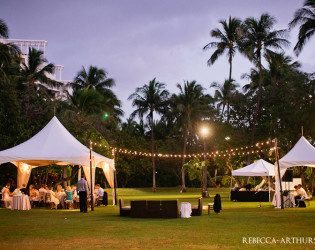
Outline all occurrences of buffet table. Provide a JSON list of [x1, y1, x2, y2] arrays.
[[231, 191, 274, 202], [11, 195, 31, 210]]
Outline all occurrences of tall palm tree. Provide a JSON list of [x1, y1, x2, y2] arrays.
[[289, 0, 315, 55], [211, 79, 239, 121], [72, 66, 123, 120], [240, 13, 289, 147], [128, 78, 169, 192], [172, 81, 212, 192], [203, 16, 242, 96]]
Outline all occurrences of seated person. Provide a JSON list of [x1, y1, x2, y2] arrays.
[[38, 184, 47, 193], [94, 184, 104, 204], [294, 185, 307, 206], [47, 186, 60, 209], [232, 184, 239, 191], [65, 186, 73, 202], [29, 185, 40, 201], [3, 183, 13, 208], [13, 184, 26, 195], [55, 185, 66, 209]]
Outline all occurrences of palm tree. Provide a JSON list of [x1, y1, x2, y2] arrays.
[[172, 81, 212, 192], [289, 0, 315, 55], [211, 79, 239, 122], [240, 13, 289, 147], [203, 16, 242, 94], [0, 20, 19, 77], [72, 66, 123, 120], [128, 78, 169, 192], [0, 19, 9, 38], [19, 47, 60, 88]]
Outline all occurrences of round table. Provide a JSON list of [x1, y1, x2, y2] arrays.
[[180, 202, 192, 218], [11, 195, 31, 210]]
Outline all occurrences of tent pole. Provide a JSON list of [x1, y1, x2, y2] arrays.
[[229, 175, 233, 201], [89, 140, 94, 211], [275, 138, 284, 209], [113, 149, 117, 205], [268, 175, 270, 202]]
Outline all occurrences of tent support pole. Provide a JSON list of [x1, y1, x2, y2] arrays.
[[268, 175, 270, 202], [275, 138, 284, 209], [89, 140, 94, 211], [229, 175, 233, 201]]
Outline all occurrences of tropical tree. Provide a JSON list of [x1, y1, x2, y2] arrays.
[[211, 79, 239, 122], [128, 78, 169, 192], [240, 13, 289, 149], [203, 16, 242, 93], [72, 66, 123, 120], [0, 19, 20, 77], [19, 47, 59, 88], [289, 0, 315, 55], [171, 81, 212, 192]]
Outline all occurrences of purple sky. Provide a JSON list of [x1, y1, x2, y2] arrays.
[[2, 0, 314, 120]]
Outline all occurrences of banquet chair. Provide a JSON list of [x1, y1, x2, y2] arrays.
[[39, 191, 46, 206], [119, 199, 131, 216], [191, 197, 203, 216], [45, 193, 55, 209], [65, 200, 73, 209]]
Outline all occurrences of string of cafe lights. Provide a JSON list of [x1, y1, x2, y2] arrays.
[[91, 139, 274, 159]]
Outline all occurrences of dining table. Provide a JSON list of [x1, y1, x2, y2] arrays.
[[11, 194, 31, 210]]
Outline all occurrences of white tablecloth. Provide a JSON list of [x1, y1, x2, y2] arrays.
[[180, 202, 192, 218], [11, 195, 31, 210], [272, 192, 295, 207]]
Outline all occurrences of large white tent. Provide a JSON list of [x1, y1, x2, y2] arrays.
[[274, 136, 315, 207], [0, 116, 115, 191], [232, 159, 275, 176]]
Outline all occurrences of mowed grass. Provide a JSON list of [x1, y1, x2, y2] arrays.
[[0, 187, 314, 249]]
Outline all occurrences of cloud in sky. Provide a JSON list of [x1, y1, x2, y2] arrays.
[[2, 0, 314, 119]]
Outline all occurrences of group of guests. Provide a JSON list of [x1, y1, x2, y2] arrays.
[[1, 176, 106, 211]]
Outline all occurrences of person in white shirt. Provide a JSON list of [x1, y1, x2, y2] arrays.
[[47, 186, 60, 209], [297, 184, 307, 198], [94, 184, 104, 204]]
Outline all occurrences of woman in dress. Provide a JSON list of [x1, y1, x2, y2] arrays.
[[3, 183, 13, 209]]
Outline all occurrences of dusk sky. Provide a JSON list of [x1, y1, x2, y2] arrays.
[[2, 0, 314, 120]]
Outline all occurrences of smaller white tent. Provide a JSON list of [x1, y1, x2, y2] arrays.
[[231, 159, 275, 202], [0, 116, 115, 191], [232, 159, 275, 176], [274, 136, 315, 208]]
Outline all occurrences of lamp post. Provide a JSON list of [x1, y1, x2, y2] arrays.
[[201, 127, 209, 198]]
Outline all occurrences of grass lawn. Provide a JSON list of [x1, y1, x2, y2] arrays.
[[0, 187, 314, 249]]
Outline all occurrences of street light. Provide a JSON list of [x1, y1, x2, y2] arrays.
[[200, 126, 209, 198]]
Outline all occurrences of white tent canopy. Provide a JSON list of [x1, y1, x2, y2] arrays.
[[274, 136, 315, 208], [0, 116, 115, 190], [279, 136, 315, 170], [232, 159, 275, 176]]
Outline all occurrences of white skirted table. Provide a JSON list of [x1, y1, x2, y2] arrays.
[[11, 195, 31, 210], [272, 192, 295, 207], [180, 202, 192, 218]]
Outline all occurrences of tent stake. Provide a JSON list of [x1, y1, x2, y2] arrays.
[[89, 140, 94, 211]]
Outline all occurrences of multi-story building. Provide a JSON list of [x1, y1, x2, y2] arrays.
[[0, 38, 70, 99]]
